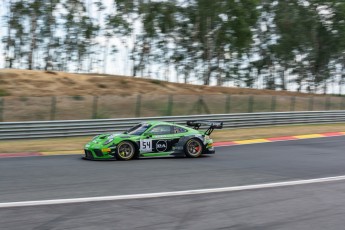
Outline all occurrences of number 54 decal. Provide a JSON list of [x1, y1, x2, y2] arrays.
[[140, 139, 152, 152]]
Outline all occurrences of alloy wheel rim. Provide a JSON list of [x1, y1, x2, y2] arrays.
[[119, 143, 134, 158], [188, 140, 202, 156]]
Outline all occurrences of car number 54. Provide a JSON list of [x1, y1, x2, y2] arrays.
[[140, 139, 152, 152]]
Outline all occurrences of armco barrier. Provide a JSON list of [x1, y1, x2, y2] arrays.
[[0, 111, 345, 140]]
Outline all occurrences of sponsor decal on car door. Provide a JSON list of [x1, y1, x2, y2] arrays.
[[155, 140, 168, 152]]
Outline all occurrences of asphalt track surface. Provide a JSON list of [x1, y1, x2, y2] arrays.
[[1, 136, 345, 229]]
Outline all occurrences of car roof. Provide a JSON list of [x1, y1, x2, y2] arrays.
[[145, 121, 173, 126], [143, 121, 197, 132]]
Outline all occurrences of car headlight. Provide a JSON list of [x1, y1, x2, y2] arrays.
[[103, 138, 113, 145]]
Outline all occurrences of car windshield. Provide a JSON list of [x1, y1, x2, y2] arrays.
[[124, 123, 152, 135]]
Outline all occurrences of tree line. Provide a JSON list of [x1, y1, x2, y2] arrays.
[[1, 0, 345, 94]]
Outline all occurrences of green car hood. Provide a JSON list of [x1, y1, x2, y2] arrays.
[[86, 133, 139, 147]]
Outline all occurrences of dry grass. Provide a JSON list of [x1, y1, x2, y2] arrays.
[[1, 123, 345, 154], [0, 68, 333, 97], [0, 136, 90, 153]]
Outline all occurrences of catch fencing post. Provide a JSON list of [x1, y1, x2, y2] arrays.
[[197, 96, 202, 114], [92, 96, 98, 119], [201, 95, 211, 114], [308, 96, 314, 111], [342, 97, 345, 110], [271, 96, 276, 112], [135, 95, 141, 117], [188, 96, 210, 114], [248, 95, 254, 113], [50, 96, 56, 120], [166, 95, 173, 116], [225, 95, 231, 113], [325, 97, 331, 110], [0, 98, 3, 122], [290, 96, 296, 111]]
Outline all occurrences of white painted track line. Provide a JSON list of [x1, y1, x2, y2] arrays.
[[1, 175, 345, 208]]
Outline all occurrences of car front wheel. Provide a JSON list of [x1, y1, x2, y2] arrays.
[[115, 141, 136, 160]]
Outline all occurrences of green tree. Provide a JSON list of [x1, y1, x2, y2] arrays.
[[61, 0, 99, 72], [107, 0, 140, 76], [273, 0, 344, 93], [41, 0, 60, 71], [136, 0, 259, 85]]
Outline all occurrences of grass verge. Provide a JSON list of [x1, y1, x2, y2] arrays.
[[0, 123, 345, 154]]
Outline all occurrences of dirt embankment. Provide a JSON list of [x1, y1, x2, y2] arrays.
[[0, 69, 324, 97]]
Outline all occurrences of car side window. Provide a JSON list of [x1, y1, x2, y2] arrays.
[[173, 126, 187, 134], [150, 125, 172, 135]]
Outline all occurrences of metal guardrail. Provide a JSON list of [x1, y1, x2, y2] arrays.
[[0, 111, 345, 140]]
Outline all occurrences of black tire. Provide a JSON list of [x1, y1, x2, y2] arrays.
[[115, 141, 136, 161], [184, 138, 203, 158]]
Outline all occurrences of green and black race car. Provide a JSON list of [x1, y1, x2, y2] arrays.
[[84, 120, 223, 160]]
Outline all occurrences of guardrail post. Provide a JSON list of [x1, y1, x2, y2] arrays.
[[248, 95, 254, 113], [135, 95, 141, 117], [325, 97, 331, 110], [290, 96, 296, 111], [270, 96, 276, 112], [92, 96, 99, 119], [166, 95, 173, 116], [308, 96, 314, 111], [0, 97, 3, 122], [225, 95, 231, 113], [50, 96, 56, 120]]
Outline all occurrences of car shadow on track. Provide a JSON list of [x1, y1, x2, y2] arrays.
[[81, 155, 212, 162]]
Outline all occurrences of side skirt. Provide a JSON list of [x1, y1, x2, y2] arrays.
[[140, 151, 175, 157]]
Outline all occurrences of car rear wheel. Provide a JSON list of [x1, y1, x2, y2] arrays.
[[115, 141, 135, 160], [184, 138, 203, 158]]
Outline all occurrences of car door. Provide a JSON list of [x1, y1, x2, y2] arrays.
[[140, 125, 175, 153]]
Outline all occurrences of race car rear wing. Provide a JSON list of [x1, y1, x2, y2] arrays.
[[186, 120, 223, 135]]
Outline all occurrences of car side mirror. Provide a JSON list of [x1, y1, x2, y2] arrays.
[[145, 133, 153, 138]]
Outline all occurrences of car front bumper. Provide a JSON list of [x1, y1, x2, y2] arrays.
[[83, 148, 115, 160]]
